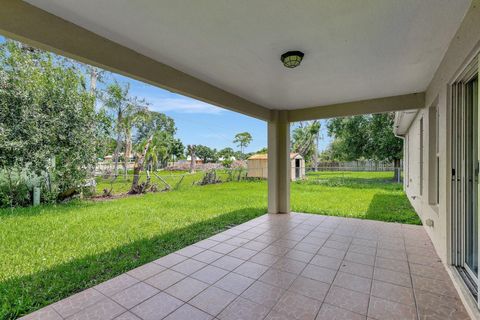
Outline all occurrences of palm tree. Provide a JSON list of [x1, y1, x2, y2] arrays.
[[119, 98, 149, 180], [102, 82, 130, 177], [233, 132, 253, 157]]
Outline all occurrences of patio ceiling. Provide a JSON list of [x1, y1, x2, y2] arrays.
[[0, 1, 472, 120]]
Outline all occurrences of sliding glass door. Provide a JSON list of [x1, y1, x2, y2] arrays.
[[451, 57, 479, 302]]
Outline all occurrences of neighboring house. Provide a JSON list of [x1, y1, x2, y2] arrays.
[[247, 153, 305, 181], [186, 156, 203, 164], [395, 52, 479, 316], [218, 156, 236, 162]]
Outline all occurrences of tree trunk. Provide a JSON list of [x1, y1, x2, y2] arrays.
[[113, 132, 122, 177], [89, 68, 98, 95], [130, 135, 153, 193], [313, 132, 319, 171], [123, 129, 132, 180], [189, 146, 196, 173], [393, 158, 401, 182]]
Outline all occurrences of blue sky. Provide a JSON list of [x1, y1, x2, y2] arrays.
[[2, 35, 332, 153], [107, 73, 332, 153]]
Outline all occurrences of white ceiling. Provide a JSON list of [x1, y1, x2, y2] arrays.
[[26, 0, 470, 110]]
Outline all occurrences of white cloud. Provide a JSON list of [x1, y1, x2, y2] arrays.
[[148, 97, 224, 114]]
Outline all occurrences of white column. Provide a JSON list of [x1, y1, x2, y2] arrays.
[[268, 110, 291, 214]]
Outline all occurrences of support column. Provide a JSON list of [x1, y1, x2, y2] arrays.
[[268, 110, 291, 214]]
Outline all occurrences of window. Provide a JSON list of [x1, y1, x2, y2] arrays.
[[420, 117, 424, 196], [428, 105, 439, 205]]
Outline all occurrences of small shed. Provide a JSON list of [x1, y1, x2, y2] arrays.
[[247, 153, 305, 181]]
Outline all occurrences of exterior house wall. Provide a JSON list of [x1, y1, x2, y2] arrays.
[[400, 2, 480, 317]]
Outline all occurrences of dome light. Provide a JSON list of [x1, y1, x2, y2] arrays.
[[281, 51, 304, 68]]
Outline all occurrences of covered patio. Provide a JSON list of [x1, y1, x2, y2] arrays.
[[2, 0, 480, 319], [21, 212, 469, 320]]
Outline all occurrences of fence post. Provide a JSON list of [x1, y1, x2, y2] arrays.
[[33, 186, 40, 206]]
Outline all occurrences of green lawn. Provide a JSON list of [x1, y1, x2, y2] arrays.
[[0, 171, 418, 319]]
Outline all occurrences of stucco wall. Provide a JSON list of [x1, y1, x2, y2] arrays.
[[402, 1, 480, 316]]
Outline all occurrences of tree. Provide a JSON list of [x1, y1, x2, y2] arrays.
[[291, 121, 320, 169], [327, 116, 369, 161], [135, 111, 176, 143], [102, 82, 130, 177], [218, 147, 235, 159], [196, 145, 217, 163], [119, 98, 149, 179], [233, 132, 253, 157], [187, 145, 196, 173], [0, 41, 97, 205], [327, 113, 403, 180]]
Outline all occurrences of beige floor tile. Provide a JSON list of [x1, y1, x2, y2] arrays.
[[373, 267, 411, 287], [130, 292, 183, 320], [111, 282, 159, 309], [317, 247, 346, 259], [176, 245, 205, 257], [249, 252, 281, 266], [259, 268, 297, 289], [295, 242, 322, 254], [241, 281, 285, 308], [212, 255, 245, 271], [301, 264, 337, 284], [228, 247, 257, 260], [126, 263, 165, 281], [218, 297, 270, 320], [214, 272, 255, 294], [192, 250, 223, 264], [234, 261, 269, 279], [285, 249, 315, 263], [262, 245, 291, 256], [165, 277, 209, 301], [163, 303, 213, 320], [344, 252, 375, 266], [171, 259, 207, 275], [339, 261, 373, 279], [415, 289, 470, 320], [272, 291, 322, 320], [348, 245, 376, 256], [19, 306, 62, 320], [52, 288, 104, 318], [310, 255, 342, 270], [191, 265, 229, 284], [412, 275, 458, 298], [194, 239, 220, 249], [68, 298, 125, 320], [210, 243, 238, 254], [113, 311, 141, 320], [289, 276, 330, 301], [367, 296, 416, 320], [94, 274, 139, 297], [153, 253, 187, 268], [144, 269, 185, 290], [190, 286, 237, 316], [316, 303, 366, 320], [374, 257, 409, 274], [242, 240, 269, 251], [272, 257, 307, 274], [332, 272, 371, 294], [324, 286, 369, 315], [371, 280, 414, 305]]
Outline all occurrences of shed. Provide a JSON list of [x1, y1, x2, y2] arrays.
[[247, 153, 305, 181]]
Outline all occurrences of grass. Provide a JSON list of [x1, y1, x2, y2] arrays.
[[0, 170, 418, 319]]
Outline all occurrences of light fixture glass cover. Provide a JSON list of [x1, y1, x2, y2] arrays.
[[281, 51, 304, 68]]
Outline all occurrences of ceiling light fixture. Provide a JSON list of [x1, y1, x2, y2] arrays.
[[281, 51, 304, 68]]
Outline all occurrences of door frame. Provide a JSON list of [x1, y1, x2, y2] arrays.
[[450, 54, 480, 306]]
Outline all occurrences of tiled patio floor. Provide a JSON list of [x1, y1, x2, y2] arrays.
[[22, 213, 471, 320]]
